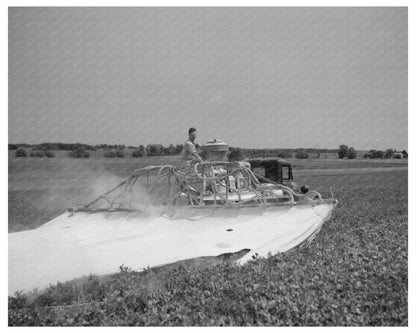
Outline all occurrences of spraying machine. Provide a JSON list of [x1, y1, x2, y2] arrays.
[[9, 139, 337, 295]]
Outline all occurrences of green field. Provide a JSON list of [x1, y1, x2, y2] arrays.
[[8, 156, 408, 325]]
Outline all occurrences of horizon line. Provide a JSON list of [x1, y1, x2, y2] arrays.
[[8, 142, 407, 152]]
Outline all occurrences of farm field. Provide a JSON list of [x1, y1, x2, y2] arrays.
[[8, 155, 407, 232], [8, 156, 408, 326]]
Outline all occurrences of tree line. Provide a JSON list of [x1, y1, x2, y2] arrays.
[[338, 144, 407, 159], [9, 143, 336, 159], [9, 142, 407, 159]]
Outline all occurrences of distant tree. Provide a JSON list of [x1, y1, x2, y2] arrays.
[[175, 144, 183, 155], [368, 150, 376, 159], [402, 150, 408, 158], [132, 150, 143, 158], [228, 148, 245, 161], [38, 143, 59, 150], [277, 151, 292, 159], [295, 151, 309, 159], [347, 147, 357, 159], [385, 149, 394, 159], [138, 145, 146, 157], [146, 144, 163, 156], [14, 147, 27, 157], [116, 149, 125, 158], [103, 151, 116, 158], [338, 145, 349, 159], [241, 149, 251, 158], [8, 144, 18, 150], [95, 144, 108, 150], [68, 147, 90, 158], [44, 150, 55, 158], [376, 150, 385, 159], [168, 144, 176, 155], [30, 150, 45, 157], [132, 145, 146, 158], [162, 145, 170, 155], [16, 143, 31, 148], [57, 143, 70, 150], [368, 150, 384, 159]]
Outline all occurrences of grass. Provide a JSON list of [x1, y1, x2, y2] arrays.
[[8, 157, 408, 325]]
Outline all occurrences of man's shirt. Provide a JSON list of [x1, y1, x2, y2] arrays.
[[181, 139, 197, 161]]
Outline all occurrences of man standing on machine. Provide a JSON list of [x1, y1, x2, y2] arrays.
[[181, 127, 203, 164]]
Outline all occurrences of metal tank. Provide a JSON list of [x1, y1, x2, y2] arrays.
[[200, 139, 229, 161]]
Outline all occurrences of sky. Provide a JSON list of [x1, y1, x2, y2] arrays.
[[8, 7, 407, 150]]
